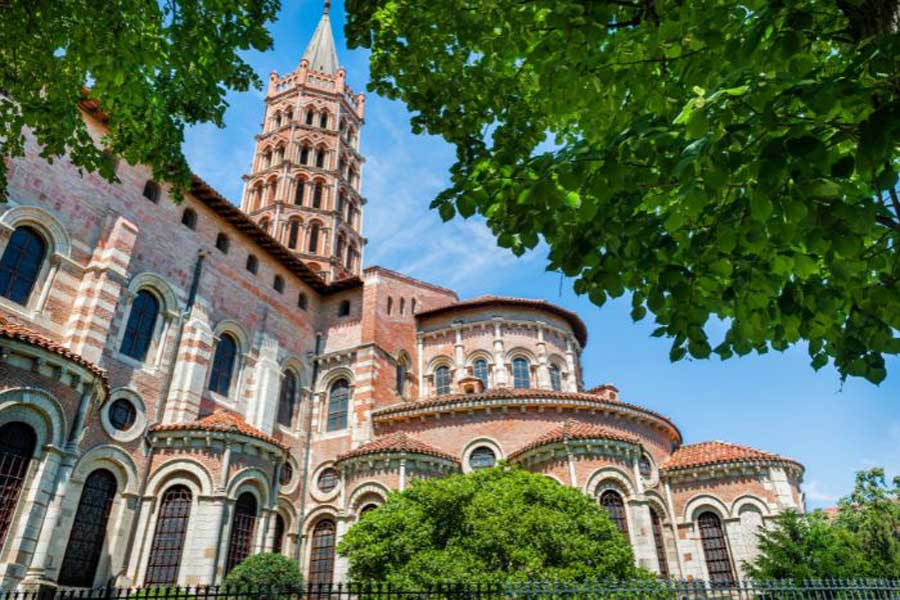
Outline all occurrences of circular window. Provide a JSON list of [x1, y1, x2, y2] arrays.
[[317, 468, 339, 493], [109, 399, 137, 431], [280, 462, 293, 487], [469, 446, 497, 470]]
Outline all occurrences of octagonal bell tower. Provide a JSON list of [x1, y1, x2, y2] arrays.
[[241, 0, 366, 283]]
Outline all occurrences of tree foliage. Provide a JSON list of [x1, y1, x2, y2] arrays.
[[337, 467, 643, 585], [344, 0, 900, 383], [223, 553, 304, 590], [747, 468, 900, 578], [0, 0, 279, 200]]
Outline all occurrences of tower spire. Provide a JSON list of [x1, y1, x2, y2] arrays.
[[302, 1, 339, 75]]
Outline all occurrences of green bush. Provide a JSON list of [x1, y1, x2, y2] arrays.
[[223, 552, 304, 590]]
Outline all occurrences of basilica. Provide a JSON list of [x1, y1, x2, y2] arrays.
[[0, 2, 805, 592]]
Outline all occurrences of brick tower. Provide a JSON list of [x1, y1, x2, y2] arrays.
[[241, 0, 366, 282]]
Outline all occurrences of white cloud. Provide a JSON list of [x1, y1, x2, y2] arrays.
[[804, 480, 837, 505]]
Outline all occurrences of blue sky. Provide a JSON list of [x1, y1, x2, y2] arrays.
[[183, 0, 899, 509]]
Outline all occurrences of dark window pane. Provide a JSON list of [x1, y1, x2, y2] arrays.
[[337, 300, 350, 317], [272, 514, 285, 554], [600, 490, 629, 537], [0, 423, 37, 548], [246, 255, 258, 274], [308, 520, 335, 585], [120, 290, 160, 361], [277, 372, 298, 427], [699, 512, 735, 585], [473, 360, 489, 390], [313, 183, 323, 208], [279, 462, 293, 487], [317, 468, 339, 493], [650, 508, 670, 579], [209, 334, 238, 395], [469, 446, 496, 470], [181, 209, 197, 230], [308, 225, 319, 253], [144, 485, 192, 586], [58, 469, 118, 587], [225, 492, 258, 575], [109, 398, 137, 431], [326, 380, 349, 431], [288, 221, 300, 249], [143, 180, 161, 203], [512, 358, 530, 389], [0, 227, 47, 305], [549, 364, 562, 391], [435, 366, 451, 396]]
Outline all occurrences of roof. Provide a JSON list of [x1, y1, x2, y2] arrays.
[[302, 1, 340, 75], [662, 441, 803, 473], [150, 410, 286, 451], [508, 419, 640, 461], [0, 316, 108, 384], [364, 266, 459, 298], [416, 296, 588, 347], [336, 432, 459, 463], [372, 388, 682, 444]]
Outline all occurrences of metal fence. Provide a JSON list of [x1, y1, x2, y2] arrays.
[[3, 581, 900, 600]]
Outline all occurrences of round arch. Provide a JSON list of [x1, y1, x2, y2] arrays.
[[212, 319, 251, 354], [126, 272, 179, 313], [317, 366, 354, 394], [71, 444, 140, 495], [583, 466, 636, 497], [226, 467, 271, 506], [347, 481, 390, 513], [145, 458, 214, 497], [730, 494, 771, 518], [0, 387, 67, 451], [683, 493, 731, 522], [0, 205, 72, 258]]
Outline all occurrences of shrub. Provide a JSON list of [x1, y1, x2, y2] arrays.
[[223, 552, 304, 590]]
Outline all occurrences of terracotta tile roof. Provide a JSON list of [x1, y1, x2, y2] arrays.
[[150, 410, 286, 451], [662, 440, 803, 473], [372, 388, 682, 445], [509, 419, 640, 461], [336, 432, 459, 463], [416, 295, 588, 347], [0, 316, 108, 384]]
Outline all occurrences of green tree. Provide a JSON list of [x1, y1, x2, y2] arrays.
[[344, 0, 900, 383], [223, 553, 304, 590], [747, 468, 900, 578], [337, 467, 644, 585], [833, 468, 900, 577], [0, 0, 279, 200], [745, 510, 868, 579]]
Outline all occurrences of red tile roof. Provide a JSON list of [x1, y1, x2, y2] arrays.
[[0, 316, 108, 384], [662, 441, 802, 472], [509, 419, 640, 461], [150, 410, 286, 451], [336, 432, 459, 463], [372, 388, 682, 444], [416, 296, 588, 347]]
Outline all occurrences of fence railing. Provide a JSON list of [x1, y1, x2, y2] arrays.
[[3, 581, 900, 600]]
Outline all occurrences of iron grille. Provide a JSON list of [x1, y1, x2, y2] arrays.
[[698, 511, 735, 585], [58, 469, 118, 587], [309, 519, 336, 586], [225, 493, 258, 575], [599, 490, 629, 537], [144, 485, 192, 586], [0, 422, 36, 548]]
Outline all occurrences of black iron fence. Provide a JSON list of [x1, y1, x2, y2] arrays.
[[3, 581, 900, 600]]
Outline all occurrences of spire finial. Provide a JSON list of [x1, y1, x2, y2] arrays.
[[324, 0, 331, 14]]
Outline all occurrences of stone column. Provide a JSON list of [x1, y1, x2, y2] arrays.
[[535, 322, 550, 389], [491, 318, 508, 387], [628, 499, 661, 573], [453, 322, 465, 384], [564, 337, 579, 392], [416, 334, 425, 398]]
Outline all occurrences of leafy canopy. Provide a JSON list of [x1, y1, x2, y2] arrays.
[[337, 467, 644, 585], [344, 0, 900, 383], [748, 468, 900, 579], [0, 0, 279, 200], [223, 552, 304, 589]]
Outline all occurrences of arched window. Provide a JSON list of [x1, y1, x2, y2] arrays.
[[305, 110, 315, 126], [468, 446, 496, 470], [263, 150, 272, 169], [386, 297, 393, 315], [272, 513, 286, 554], [346, 245, 357, 271], [548, 364, 562, 391], [225, 492, 258, 575], [300, 146, 310, 165], [277, 370, 298, 427], [326, 379, 349, 431], [215, 233, 230, 254], [473, 359, 489, 390], [259, 217, 270, 234], [338, 300, 350, 316], [294, 180, 305, 205], [434, 365, 451, 396], [298, 293, 309, 310], [395, 360, 406, 395], [315, 149, 325, 169], [288, 220, 301, 249], [307, 224, 320, 253], [359, 504, 378, 517], [698, 511, 734, 585], [58, 469, 118, 587], [209, 333, 238, 395], [181, 208, 197, 230], [411, 299, 416, 314], [319, 113, 328, 129], [143, 180, 161, 203], [144, 485, 192, 586], [399, 298, 405, 315], [309, 519, 336, 585], [273, 275, 285, 293], [512, 357, 531, 389], [120, 289, 160, 362], [650, 507, 670, 579], [599, 490, 629, 538], [0, 423, 37, 547], [280, 462, 293, 487], [335, 236, 345, 262], [0, 226, 47, 305], [312, 182, 323, 208], [246, 254, 259, 274]]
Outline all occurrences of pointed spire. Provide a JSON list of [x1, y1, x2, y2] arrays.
[[302, 1, 340, 75]]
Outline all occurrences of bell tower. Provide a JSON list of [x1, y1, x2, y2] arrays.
[[241, 0, 366, 283]]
